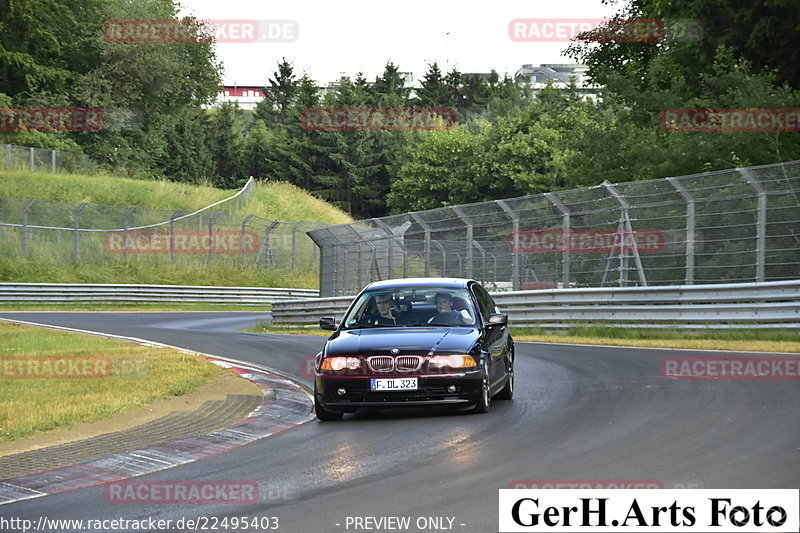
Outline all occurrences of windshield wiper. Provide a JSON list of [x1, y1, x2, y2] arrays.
[[343, 324, 401, 330]]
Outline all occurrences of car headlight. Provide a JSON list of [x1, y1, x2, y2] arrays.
[[428, 354, 477, 370], [320, 356, 362, 371]]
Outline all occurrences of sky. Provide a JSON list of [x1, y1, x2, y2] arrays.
[[176, 0, 621, 86]]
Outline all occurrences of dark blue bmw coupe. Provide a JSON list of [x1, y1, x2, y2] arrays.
[[313, 278, 514, 421]]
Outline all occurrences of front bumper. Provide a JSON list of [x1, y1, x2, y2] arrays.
[[315, 370, 484, 410]]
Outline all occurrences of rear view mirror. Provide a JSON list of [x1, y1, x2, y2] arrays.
[[319, 317, 337, 331], [487, 314, 508, 327]]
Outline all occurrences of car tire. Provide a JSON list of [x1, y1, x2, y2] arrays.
[[496, 357, 514, 401], [473, 373, 491, 414], [315, 394, 343, 421]]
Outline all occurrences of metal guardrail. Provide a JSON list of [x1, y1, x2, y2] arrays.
[[271, 280, 800, 329], [0, 283, 318, 305]]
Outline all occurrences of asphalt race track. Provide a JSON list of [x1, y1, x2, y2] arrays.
[[0, 312, 798, 533]]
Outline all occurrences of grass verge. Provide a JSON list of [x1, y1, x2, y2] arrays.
[[0, 256, 319, 288], [242, 320, 329, 336], [511, 326, 800, 353], [0, 321, 222, 442], [0, 302, 271, 312]]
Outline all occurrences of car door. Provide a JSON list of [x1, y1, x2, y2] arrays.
[[486, 288, 511, 387], [471, 282, 506, 391]]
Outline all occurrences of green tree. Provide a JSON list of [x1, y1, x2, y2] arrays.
[[313, 75, 383, 217], [256, 57, 297, 127], [157, 107, 215, 182], [414, 62, 450, 108], [371, 62, 411, 106], [388, 125, 488, 212], [208, 102, 246, 188], [268, 74, 322, 190]]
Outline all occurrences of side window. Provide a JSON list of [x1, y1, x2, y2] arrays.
[[471, 284, 493, 321]]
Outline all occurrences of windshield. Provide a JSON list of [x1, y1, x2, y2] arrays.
[[341, 288, 478, 329]]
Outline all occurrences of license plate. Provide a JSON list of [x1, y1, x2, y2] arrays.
[[370, 378, 418, 391]]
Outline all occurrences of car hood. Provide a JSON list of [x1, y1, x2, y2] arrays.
[[326, 326, 479, 356]]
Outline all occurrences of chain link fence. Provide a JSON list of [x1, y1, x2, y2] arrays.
[[0, 178, 325, 273], [0, 143, 95, 173], [309, 160, 800, 296]]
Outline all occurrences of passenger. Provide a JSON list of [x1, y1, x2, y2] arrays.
[[428, 292, 471, 325]]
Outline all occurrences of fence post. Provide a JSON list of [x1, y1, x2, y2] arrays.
[[367, 240, 380, 283], [667, 177, 695, 285], [410, 213, 431, 277], [208, 211, 222, 264], [29, 147, 35, 172], [432, 240, 446, 276], [739, 168, 766, 282], [373, 219, 395, 279], [6, 145, 11, 168], [73, 203, 87, 263], [254, 221, 280, 268], [291, 221, 300, 270], [603, 180, 647, 287], [345, 225, 364, 288], [51, 150, 56, 172], [21, 199, 36, 258], [472, 240, 486, 282], [451, 206, 473, 278], [241, 214, 254, 266], [122, 206, 136, 261], [170, 209, 182, 264], [495, 200, 520, 291], [544, 193, 572, 288]]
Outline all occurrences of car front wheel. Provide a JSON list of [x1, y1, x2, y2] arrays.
[[473, 373, 491, 414], [496, 358, 514, 401], [314, 392, 343, 421]]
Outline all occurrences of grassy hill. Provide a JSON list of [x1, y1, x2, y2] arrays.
[[0, 171, 352, 289], [0, 171, 353, 224]]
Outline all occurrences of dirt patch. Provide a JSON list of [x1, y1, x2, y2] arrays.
[[0, 368, 262, 457]]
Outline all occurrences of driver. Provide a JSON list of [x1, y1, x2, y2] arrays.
[[364, 292, 404, 325]]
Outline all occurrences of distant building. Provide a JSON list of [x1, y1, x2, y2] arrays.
[[211, 68, 600, 110], [514, 64, 600, 100], [213, 85, 265, 110], [213, 73, 417, 110]]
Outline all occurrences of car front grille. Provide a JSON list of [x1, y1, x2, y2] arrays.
[[367, 356, 394, 372], [395, 356, 422, 372]]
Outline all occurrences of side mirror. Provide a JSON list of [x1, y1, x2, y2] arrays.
[[487, 314, 508, 327], [319, 317, 337, 331]]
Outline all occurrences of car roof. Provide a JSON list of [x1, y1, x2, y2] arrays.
[[364, 278, 474, 290]]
